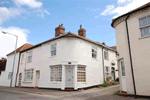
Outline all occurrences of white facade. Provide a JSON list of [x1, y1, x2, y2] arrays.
[[16, 36, 118, 90], [0, 53, 20, 87]]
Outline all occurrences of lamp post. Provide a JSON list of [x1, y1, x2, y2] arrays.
[[2, 31, 18, 87]]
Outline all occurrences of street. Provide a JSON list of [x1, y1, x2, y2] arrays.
[[0, 89, 149, 100]]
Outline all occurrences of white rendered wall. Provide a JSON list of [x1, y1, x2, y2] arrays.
[[0, 52, 19, 87], [17, 37, 117, 89]]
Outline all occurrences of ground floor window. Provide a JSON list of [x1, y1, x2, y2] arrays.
[[105, 66, 110, 77], [50, 66, 62, 82], [77, 66, 86, 82], [24, 69, 33, 81], [8, 72, 12, 80]]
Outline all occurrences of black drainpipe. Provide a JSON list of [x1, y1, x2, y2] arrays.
[[102, 47, 105, 83], [125, 15, 137, 99]]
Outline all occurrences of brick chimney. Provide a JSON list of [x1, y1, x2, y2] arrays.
[[78, 25, 86, 37], [102, 42, 105, 45], [55, 24, 65, 37]]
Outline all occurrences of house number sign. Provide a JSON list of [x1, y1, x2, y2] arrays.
[[68, 62, 71, 64]]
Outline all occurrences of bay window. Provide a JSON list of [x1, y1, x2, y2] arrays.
[[50, 66, 62, 82], [77, 66, 86, 82], [24, 69, 33, 81]]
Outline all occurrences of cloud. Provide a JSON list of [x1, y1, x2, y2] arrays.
[[0, 7, 25, 24], [101, 0, 150, 18], [36, 9, 50, 19], [86, 7, 99, 12], [0, 26, 29, 58], [13, 0, 42, 8]]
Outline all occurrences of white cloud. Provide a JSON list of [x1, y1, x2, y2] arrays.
[[101, 0, 150, 18], [0, 7, 25, 24], [86, 7, 99, 12], [36, 9, 50, 19], [13, 0, 43, 8], [0, 26, 29, 58], [117, 0, 131, 4]]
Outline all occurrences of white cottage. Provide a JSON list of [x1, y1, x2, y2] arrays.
[[16, 24, 118, 90], [0, 43, 33, 87]]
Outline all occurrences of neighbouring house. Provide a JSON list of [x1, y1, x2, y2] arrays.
[[111, 2, 150, 96], [16, 24, 118, 90], [0, 58, 7, 76], [0, 43, 33, 87]]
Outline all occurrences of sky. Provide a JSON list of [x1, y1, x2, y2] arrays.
[[0, 0, 150, 58]]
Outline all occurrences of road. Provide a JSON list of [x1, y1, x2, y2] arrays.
[[0, 90, 60, 100]]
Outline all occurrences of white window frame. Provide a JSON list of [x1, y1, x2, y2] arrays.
[[104, 50, 109, 60], [21, 54, 24, 64], [105, 66, 110, 77], [92, 46, 97, 59], [77, 65, 86, 83], [50, 65, 62, 82], [24, 69, 34, 82], [139, 15, 150, 37], [28, 51, 32, 62], [51, 43, 57, 57], [120, 61, 125, 76]]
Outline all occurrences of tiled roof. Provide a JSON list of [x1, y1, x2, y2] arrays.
[[111, 2, 150, 27], [6, 43, 34, 56], [110, 46, 117, 50], [21, 32, 117, 53]]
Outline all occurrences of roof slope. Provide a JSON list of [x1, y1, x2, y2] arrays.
[[21, 32, 117, 53], [110, 46, 117, 50], [111, 2, 150, 27], [7, 43, 34, 56]]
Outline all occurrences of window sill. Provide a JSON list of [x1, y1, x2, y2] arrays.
[[27, 61, 32, 63], [104, 59, 109, 61], [50, 55, 57, 58], [139, 36, 150, 40], [23, 81, 32, 83], [92, 58, 98, 61], [48, 81, 61, 84], [77, 82, 87, 84]]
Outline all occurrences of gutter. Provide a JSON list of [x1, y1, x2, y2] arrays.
[[125, 15, 137, 99], [102, 47, 105, 83]]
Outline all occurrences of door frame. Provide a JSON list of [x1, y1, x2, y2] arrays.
[[120, 60, 127, 91], [35, 70, 40, 87], [65, 65, 74, 88]]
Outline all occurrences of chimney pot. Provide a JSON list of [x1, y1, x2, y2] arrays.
[[80, 25, 82, 29], [78, 25, 86, 37], [55, 24, 65, 37], [102, 42, 105, 45]]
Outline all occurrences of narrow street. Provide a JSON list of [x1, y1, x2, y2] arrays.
[[0, 85, 148, 100]]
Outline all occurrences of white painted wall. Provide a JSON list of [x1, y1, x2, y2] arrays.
[[16, 37, 117, 89], [0, 52, 20, 87]]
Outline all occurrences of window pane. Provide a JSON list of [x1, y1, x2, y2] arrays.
[[92, 47, 97, 58], [139, 17, 147, 27], [140, 27, 150, 37], [51, 50, 56, 56], [77, 66, 86, 82], [121, 61, 125, 76], [147, 15, 150, 25]]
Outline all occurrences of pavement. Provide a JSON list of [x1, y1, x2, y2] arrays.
[[0, 85, 149, 100]]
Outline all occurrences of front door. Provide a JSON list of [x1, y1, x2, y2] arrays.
[[120, 60, 127, 91], [36, 71, 40, 87], [66, 68, 73, 87], [18, 73, 22, 87]]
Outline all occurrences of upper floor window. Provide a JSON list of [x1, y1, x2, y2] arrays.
[[28, 51, 32, 62], [139, 15, 150, 37], [104, 51, 109, 60], [21, 54, 24, 64], [120, 61, 125, 76], [92, 46, 97, 58], [24, 69, 33, 82], [8, 72, 12, 80], [51, 43, 57, 56]]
